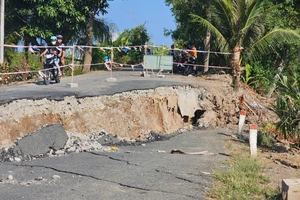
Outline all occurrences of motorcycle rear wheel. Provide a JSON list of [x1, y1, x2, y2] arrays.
[[54, 69, 60, 83], [55, 75, 60, 83]]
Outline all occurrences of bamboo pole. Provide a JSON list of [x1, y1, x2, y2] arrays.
[[110, 47, 113, 78], [71, 45, 75, 84]]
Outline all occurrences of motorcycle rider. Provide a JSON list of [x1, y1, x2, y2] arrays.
[[56, 35, 65, 76], [40, 36, 62, 76], [168, 44, 179, 72], [180, 44, 188, 63], [174, 44, 188, 74], [186, 43, 197, 75]]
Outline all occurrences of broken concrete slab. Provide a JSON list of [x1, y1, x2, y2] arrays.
[[177, 89, 200, 117], [66, 83, 79, 88], [105, 77, 117, 82], [17, 124, 68, 157], [282, 179, 300, 200]]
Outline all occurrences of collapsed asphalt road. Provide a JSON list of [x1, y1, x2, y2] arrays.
[[0, 129, 228, 200]]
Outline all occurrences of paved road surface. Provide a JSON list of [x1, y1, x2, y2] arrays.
[[0, 130, 228, 200], [0, 69, 195, 105]]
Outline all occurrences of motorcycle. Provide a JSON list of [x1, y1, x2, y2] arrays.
[[174, 55, 197, 75], [183, 56, 197, 76], [174, 52, 188, 74], [43, 52, 60, 85]]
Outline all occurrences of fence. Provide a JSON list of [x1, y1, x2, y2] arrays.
[[0, 44, 232, 83]]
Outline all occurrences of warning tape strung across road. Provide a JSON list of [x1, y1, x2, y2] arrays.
[[158, 60, 232, 70], [0, 43, 232, 75], [172, 62, 232, 69], [1, 44, 232, 55], [0, 61, 144, 75], [0, 64, 69, 75], [148, 44, 232, 55], [0, 63, 108, 75], [0, 60, 231, 75]]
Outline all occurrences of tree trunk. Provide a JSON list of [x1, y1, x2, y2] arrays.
[[267, 48, 289, 98], [82, 12, 94, 74], [203, 31, 211, 73], [204, 2, 211, 74], [232, 46, 244, 91]]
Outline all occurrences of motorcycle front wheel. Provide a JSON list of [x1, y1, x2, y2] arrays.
[[44, 70, 50, 85]]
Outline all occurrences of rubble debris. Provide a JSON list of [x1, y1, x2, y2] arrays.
[[1, 127, 183, 162], [52, 175, 61, 180], [96, 133, 121, 145], [171, 149, 213, 155], [146, 131, 177, 142]]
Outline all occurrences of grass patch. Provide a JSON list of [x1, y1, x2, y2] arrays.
[[257, 131, 275, 149], [208, 153, 278, 200]]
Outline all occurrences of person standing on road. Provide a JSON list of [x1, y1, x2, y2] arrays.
[[168, 44, 179, 72], [180, 44, 188, 63], [56, 35, 65, 76], [168, 44, 179, 61], [189, 43, 197, 60], [146, 48, 153, 55]]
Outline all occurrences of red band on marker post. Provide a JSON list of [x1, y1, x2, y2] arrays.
[[240, 110, 246, 116], [250, 124, 257, 130]]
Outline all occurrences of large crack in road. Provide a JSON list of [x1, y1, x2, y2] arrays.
[[0, 130, 227, 200], [9, 163, 198, 199]]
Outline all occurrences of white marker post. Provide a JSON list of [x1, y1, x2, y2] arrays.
[[66, 45, 78, 88], [238, 110, 246, 138], [249, 124, 258, 157], [105, 47, 116, 82]]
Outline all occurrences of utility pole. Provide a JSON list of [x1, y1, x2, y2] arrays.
[[0, 0, 4, 64]]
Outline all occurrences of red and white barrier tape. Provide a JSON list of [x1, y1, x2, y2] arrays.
[[1, 44, 232, 55], [172, 62, 232, 69], [0, 64, 70, 75]]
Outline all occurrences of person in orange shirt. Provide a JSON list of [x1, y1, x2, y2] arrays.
[[189, 43, 197, 59]]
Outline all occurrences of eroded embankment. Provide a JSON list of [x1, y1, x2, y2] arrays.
[[0, 84, 276, 149]]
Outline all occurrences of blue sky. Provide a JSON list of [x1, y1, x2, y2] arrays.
[[105, 0, 176, 46]]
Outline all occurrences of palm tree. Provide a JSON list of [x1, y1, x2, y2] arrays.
[[190, 0, 300, 91], [82, 16, 113, 74]]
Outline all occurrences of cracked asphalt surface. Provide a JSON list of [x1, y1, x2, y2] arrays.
[[0, 129, 228, 200], [0, 69, 228, 199]]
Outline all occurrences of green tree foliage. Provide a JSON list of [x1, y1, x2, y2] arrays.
[[113, 25, 150, 64], [5, 0, 114, 74], [166, 0, 300, 90], [273, 67, 300, 144], [5, 0, 82, 44], [188, 0, 300, 62]]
